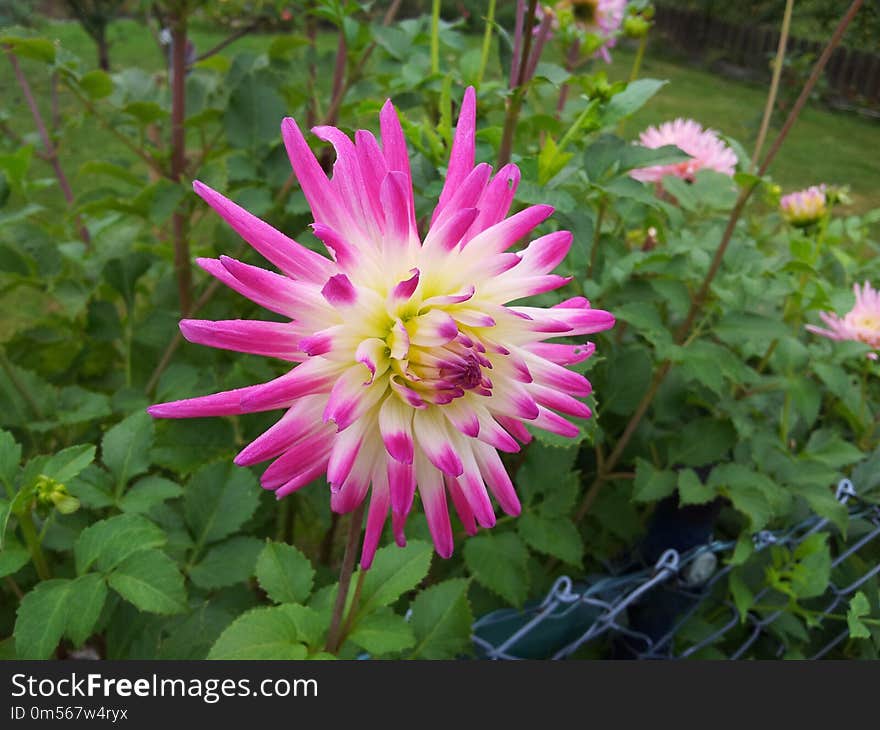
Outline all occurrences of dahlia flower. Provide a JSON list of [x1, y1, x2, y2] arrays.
[[629, 118, 738, 183], [148, 88, 614, 567], [556, 0, 627, 62], [781, 185, 827, 227], [806, 282, 880, 359]]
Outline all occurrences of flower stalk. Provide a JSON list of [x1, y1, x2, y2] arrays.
[[325, 503, 366, 654]]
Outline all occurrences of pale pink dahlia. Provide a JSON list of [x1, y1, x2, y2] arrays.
[[629, 118, 738, 183], [556, 0, 627, 62], [148, 88, 614, 567], [806, 282, 880, 359], [781, 185, 827, 227]]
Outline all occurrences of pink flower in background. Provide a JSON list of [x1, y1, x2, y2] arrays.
[[781, 185, 827, 227], [629, 118, 738, 183], [148, 88, 614, 567], [806, 282, 880, 359], [555, 0, 627, 62]]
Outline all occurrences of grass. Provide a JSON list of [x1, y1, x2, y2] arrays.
[[2, 18, 878, 213]]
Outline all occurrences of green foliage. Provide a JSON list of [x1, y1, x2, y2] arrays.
[[0, 0, 878, 662]]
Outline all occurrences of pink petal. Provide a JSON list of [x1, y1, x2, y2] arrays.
[[415, 454, 454, 558], [192, 180, 334, 283], [380, 171, 413, 248], [413, 409, 464, 477], [433, 86, 476, 225], [321, 273, 358, 306], [379, 396, 415, 464], [360, 469, 390, 569], [179, 319, 304, 361], [473, 442, 521, 516], [380, 99, 417, 231], [234, 396, 326, 466], [238, 359, 340, 412], [445, 475, 477, 535]]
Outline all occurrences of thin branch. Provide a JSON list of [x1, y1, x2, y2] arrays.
[[5, 50, 90, 245], [752, 0, 794, 169], [192, 22, 259, 64]]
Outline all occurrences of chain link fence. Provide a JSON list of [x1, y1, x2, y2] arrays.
[[472, 479, 880, 660]]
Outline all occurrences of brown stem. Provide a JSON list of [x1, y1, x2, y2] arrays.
[[325, 503, 365, 654], [170, 10, 192, 316], [555, 41, 581, 118], [497, 0, 538, 167], [193, 22, 258, 64], [4, 576, 24, 601], [573, 0, 865, 524], [6, 50, 90, 245]]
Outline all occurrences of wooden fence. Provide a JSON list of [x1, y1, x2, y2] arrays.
[[653, 5, 880, 105]]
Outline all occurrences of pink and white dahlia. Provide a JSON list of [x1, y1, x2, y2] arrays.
[[806, 282, 880, 359], [147, 88, 614, 567], [629, 118, 738, 183], [556, 0, 627, 62], [781, 185, 827, 227]]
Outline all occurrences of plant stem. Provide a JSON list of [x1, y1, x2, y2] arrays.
[[629, 34, 648, 82], [18, 510, 50, 580], [588, 198, 606, 278], [325, 503, 365, 654], [170, 6, 192, 316], [497, 0, 538, 167], [572, 0, 865, 525], [752, 0, 794, 169], [475, 0, 496, 89], [5, 50, 90, 245], [430, 0, 441, 75], [192, 22, 258, 63]]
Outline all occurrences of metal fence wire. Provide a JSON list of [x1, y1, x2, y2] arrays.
[[471, 479, 880, 660]]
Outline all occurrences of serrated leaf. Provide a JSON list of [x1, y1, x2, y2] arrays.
[[0, 536, 28, 577], [347, 607, 415, 655], [464, 532, 530, 605], [189, 536, 263, 590], [102, 412, 154, 491], [355, 540, 433, 617], [0, 429, 21, 488], [255, 541, 315, 604], [23, 444, 96, 487], [66, 573, 107, 646], [75, 513, 166, 574], [184, 462, 260, 548], [847, 592, 871, 640], [119, 475, 183, 514], [208, 605, 317, 659], [108, 549, 187, 614], [633, 458, 676, 502], [678, 468, 716, 505], [409, 579, 473, 659], [14, 579, 70, 659], [518, 513, 583, 567], [669, 418, 735, 467]]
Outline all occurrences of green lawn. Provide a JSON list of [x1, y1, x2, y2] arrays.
[[3, 18, 878, 213]]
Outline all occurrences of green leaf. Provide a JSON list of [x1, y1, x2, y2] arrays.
[[66, 573, 108, 646], [728, 570, 754, 623], [0, 537, 28, 577], [600, 79, 666, 127], [107, 549, 187, 614], [119, 475, 183, 514], [184, 462, 260, 547], [14, 579, 70, 659], [847, 592, 872, 640], [464, 532, 530, 605], [1, 36, 55, 63], [0, 429, 21, 488], [102, 411, 154, 490], [224, 71, 287, 150], [347, 608, 415, 656], [355, 540, 433, 617], [802, 431, 864, 469], [668, 418, 735, 467], [633, 458, 677, 502], [538, 136, 574, 184], [189, 536, 264, 590], [790, 533, 831, 599], [208, 605, 318, 659], [23, 444, 96, 487], [409, 579, 473, 659], [678, 468, 716, 505], [78, 69, 113, 99], [255, 541, 315, 604], [75, 513, 166, 574], [518, 513, 583, 567]]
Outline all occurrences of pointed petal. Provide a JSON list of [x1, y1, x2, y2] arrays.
[[360, 469, 390, 569], [193, 180, 334, 282], [379, 396, 415, 464], [179, 319, 303, 361], [413, 408, 463, 477], [415, 454, 454, 558], [234, 396, 326, 466], [433, 86, 476, 224]]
